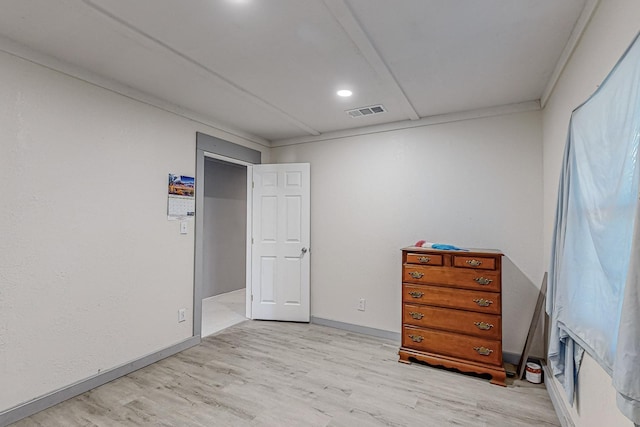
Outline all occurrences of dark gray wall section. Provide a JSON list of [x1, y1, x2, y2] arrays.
[[202, 158, 247, 298], [196, 132, 261, 164]]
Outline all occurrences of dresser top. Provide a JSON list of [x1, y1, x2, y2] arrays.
[[402, 246, 503, 256]]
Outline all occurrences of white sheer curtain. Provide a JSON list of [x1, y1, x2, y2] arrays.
[[547, 32, 640, 424]]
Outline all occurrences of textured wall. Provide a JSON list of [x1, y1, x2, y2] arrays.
[[271, 111, 544, 356], [0, 49, 266, 412]]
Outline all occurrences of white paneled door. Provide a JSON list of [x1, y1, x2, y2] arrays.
[[251, 163, 310, 321]]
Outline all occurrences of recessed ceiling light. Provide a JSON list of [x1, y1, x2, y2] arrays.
[[337, 90, 353, 97]]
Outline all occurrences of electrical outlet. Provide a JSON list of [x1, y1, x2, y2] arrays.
[[358, 298, 366, 311], [178, 308, 186, 323]]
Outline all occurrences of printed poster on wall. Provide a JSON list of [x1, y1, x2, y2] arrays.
[[167, 173, 195, 220]]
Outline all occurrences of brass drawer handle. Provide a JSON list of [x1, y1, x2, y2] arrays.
[[417, 256, 431, 263], [409, 291, 424, 298], [408, 334, 424, 343], [473, 346, 493, 356], [474, 277, 493, 285], [474, 321, 494, 330], [409, 271, 424, 279], [473, 298, 493, 307], [466, 259, 482, 267], [409, 311, 424, 320]]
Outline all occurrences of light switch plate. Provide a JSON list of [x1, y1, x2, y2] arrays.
[[180, 221, 188, 234]]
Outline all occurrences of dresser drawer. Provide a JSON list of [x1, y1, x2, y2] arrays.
[[403, 265, 500, 292], [453, 255, 496, 270], [406, 252, 443, 266], [403, 326, 502, 366], [402, 284, 500, 314], [403, 304, 501, 339]]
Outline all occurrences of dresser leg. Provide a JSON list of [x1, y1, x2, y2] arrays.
[[489, 369, 507, 387], [398, 348, 507, 386], [398, 352, 412, 364]]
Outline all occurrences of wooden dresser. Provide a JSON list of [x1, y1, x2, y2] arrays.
[[399, 246, 506, 386]]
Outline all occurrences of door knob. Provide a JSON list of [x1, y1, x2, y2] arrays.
[[301, 247, 308, 253]]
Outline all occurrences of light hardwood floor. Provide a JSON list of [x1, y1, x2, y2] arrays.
[[12, 321, 560, 426]]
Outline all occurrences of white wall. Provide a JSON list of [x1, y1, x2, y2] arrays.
[[0, 49, 267, 412], [271, 111, 544, 356], [203, 159, 247, 298], [541, 0, 640, 425]]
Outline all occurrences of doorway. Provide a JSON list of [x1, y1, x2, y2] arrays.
[[193, 132, 311, 338], [194, 132, 261, 339], [201, 157, 248, 337]]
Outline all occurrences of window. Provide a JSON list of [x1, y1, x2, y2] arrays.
[[547, 32, 640, 424]]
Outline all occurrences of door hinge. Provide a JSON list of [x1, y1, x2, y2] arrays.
[[251, 237, 254, 244], [251, 294, 254, 302], [252, 181, 255, 188]]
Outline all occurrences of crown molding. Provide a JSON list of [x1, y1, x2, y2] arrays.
[[0, 34, 272, 148], [83, 0, 319, 138], [271, 100, 540, 147], [540, 0, 600, 108]]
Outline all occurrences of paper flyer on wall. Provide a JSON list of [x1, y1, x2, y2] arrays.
[[167, 173, 195, 220]]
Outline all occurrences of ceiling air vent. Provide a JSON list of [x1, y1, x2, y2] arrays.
[[346, 104, 386, 118]]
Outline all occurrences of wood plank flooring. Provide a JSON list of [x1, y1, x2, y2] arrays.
[[12, 321, 560, 426]]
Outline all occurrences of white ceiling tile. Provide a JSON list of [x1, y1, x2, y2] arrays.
[[0, 0, 588, 142]]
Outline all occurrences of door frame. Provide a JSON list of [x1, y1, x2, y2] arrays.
[[206, 152, 253, 316], [194, 133, 261, 338]]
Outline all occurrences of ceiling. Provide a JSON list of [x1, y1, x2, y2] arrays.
[[0, 0, 588, 145]]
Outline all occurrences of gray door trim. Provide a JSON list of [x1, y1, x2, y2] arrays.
[[194, 133, 261, 338], [196, 132, 261, 164]]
